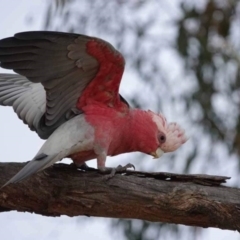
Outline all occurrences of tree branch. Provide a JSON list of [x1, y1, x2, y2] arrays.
[[0, 162, 239, 231]]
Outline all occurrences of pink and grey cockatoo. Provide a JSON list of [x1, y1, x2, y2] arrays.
[[0, 31, 187, 187]]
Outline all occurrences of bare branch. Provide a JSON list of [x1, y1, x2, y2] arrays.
[[0, 162, 239, 231]]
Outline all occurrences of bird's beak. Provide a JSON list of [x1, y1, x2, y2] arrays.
[[150, 148, 164, 159]]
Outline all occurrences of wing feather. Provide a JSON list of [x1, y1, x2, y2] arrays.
[[0, 73, 45, 133]]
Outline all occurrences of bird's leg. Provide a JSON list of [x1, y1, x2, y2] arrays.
[[97, 154, 135, 179], [97, 152, 108, 172]]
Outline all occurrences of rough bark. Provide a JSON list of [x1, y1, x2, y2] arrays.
[[0, 162, 239, 231]]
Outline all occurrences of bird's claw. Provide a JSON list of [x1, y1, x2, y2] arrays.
[[99, 163, 135, 180]]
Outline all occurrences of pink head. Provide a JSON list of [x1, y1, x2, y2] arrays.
[[148, 110, 188, 158]]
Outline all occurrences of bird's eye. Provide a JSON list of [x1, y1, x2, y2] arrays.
[[158, 133, 166, 143]]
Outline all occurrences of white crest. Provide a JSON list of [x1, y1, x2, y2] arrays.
[[148, 110, 167, 133]]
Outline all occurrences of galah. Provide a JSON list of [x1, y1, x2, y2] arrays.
[[0, 31, 187, 187]]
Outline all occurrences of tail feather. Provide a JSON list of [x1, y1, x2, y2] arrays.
[[1, 154, 57, 188]]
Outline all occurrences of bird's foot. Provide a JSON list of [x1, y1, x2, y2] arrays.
[[70, 162, 96, 171], [99, 163, 135, 180]]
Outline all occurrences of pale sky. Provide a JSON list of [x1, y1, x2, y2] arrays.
[[0, 1, 239, 240]]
